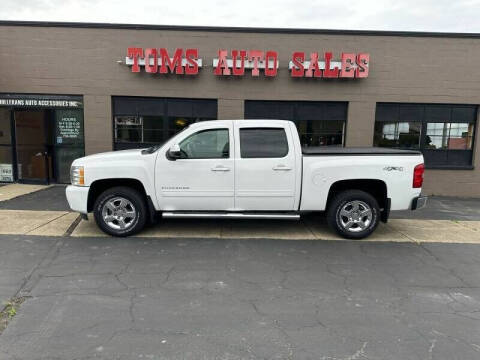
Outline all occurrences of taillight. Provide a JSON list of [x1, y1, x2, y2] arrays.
[[413, 163, 425, 188]]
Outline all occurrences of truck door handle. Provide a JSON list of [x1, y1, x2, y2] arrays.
[[211, 165, 230, 172], [272, 165, 292, 171]]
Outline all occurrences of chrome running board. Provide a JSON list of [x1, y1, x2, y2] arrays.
[[162, 212, 300, 220]]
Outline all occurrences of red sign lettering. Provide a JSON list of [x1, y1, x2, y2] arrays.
[[232, 50, 247, 76], [248, 50, 264, 77], [291, 52, 305, 77], [160, 48, 184, 74], [213, 49, 278, 77], [356, 53, 370, 78], [125, 47, 369, 80], [126, 48, 200, 75], [340, 53, 356, 78], [214, 49, 231, 75], [185, 48, 199, 75], [264, 51, 278, 77], [144, 48, 157, 73], [323, 52, 339, 78], [305, 53, 321, 78], [289, 51, 369, 78], [127, 47, 144, 73]]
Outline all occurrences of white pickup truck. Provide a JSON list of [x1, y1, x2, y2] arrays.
[[66, 119, 427, 239]]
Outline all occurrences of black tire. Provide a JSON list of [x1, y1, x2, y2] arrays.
[[93, 186, 147, 237], [327, 190, 380, 239]]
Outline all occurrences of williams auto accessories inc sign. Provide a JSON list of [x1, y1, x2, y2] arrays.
[[125, 48, 369, 78]]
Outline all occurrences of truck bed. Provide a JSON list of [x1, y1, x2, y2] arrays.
[[302, 147, 422, 156]]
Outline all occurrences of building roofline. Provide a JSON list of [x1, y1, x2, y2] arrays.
[[0, 20, 480, 39]]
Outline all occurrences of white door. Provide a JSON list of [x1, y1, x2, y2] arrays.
[[155, 123, 234, 211], [234, 122, 297, 211]]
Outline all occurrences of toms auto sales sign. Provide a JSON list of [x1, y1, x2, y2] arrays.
[[126, 48, 369, 78]]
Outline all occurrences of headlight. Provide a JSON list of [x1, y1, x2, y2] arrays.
[[70, 166, 85, 186]]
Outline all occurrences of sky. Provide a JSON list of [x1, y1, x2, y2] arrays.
[[1, 0, 480, 33]]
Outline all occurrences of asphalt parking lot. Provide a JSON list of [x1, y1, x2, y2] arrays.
[[0, 185, 479, 359], [0, 185, 70, 211], [1, 234, 480, 360]]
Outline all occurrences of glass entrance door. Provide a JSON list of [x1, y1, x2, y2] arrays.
[[53, 109, 85, 183], [14, 110, 50, 184]]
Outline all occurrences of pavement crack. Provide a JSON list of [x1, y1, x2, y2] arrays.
[[313, 304, 328, 329], [427, 339, 436, 360], [279, 269, 290, 289], [162, 266, 175, 285], [15, 238, 65, 298], [430, 329, 480, 354], [24, 212, 70, 236], [418, 243, 471, 287], [128, 290, 137, 324], [249, 300, 265, 317], [325, 264, 353, 297]]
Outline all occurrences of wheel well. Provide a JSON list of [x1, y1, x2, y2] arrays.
[[326, 179, 388, 210], [87, 178, 148, 213]]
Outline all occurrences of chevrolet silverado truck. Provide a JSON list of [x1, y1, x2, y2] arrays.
[[66, 120, 427, 239]]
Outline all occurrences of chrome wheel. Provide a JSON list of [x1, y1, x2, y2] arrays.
[[337, 200, 373, 233], [101, 197, 137, 230]]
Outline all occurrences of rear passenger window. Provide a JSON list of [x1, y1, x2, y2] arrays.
[[240, 128, 289, 158]]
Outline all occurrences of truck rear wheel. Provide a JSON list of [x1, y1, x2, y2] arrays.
[[327, 190, 380, 239], [93, 186, 147, 237]]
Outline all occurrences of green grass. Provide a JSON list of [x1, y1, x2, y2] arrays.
[[0, 297, 26, 334]]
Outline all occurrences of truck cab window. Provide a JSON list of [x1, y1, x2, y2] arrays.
[[240, 128, 288, 158], [179, 129, 229, 159]]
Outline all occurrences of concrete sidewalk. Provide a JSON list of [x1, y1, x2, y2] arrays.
[[0, 183, 479, 243], [71, 216, 480, 243], [0, 209, 478, 243], [0, 210, 79, 236]]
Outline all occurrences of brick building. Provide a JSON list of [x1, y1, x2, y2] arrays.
[[0, 21, 478, 196]]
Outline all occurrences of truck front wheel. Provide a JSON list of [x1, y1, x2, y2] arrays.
[[93, 186, 147, 237], [327, 190, 380, 239]]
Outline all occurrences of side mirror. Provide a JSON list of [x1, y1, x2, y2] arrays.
[[167, 144, 181, 160]]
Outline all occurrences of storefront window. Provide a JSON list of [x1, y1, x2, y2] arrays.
[[115, 116, 142, 143], [167, 117, 214, 138], [244, 100, 347, 147], [425, 122, 474, 150], [112, 97, 217, 150], [143, 116, 164, 143], [296, 119, 345, 146], [374, 103, 477, 168], [374, 121, 422, 148]]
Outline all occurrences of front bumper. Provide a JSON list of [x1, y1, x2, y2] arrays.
[[65, 185, 89, 214], [411, 195, 428, 210]]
